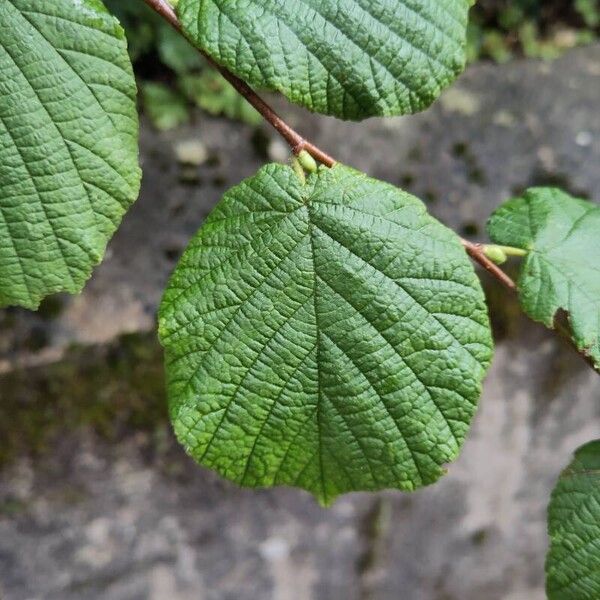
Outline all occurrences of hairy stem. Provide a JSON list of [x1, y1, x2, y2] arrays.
[[141, 0, 335, 167]]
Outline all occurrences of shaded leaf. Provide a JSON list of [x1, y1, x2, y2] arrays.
[[0, 0, 141, 308], [142, 81, 189, 131], [156, 24, 203, 74], [179, 71, 261, 126]]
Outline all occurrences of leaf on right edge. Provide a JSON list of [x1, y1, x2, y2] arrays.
[[546, 440, 600, 599], [487, 188, 600, 371]]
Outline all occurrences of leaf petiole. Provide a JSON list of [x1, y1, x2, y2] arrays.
[[482, 244, 527, 264]]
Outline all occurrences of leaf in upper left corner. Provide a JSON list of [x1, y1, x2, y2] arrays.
[[487, 188, 600, 371], [0, 0, 141, 309]]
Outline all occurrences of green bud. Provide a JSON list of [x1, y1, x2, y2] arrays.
[[483, 245, 508, 265], [297, 150, 318, 173]]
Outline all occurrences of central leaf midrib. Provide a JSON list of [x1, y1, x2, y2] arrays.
[[306, 204, 329, 504]]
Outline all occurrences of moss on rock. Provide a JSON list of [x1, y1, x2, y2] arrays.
[[0, 333, 167, 467]]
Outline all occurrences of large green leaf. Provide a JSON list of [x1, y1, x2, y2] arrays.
[[159, 163, 493, 505], [0, 0, 141, 309], [487, 188, 600, 371], [546, 441, 600, 599], [177, 0, 471, 120]]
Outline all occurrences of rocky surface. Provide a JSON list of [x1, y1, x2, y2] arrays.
[[1, 46, 600, 600]]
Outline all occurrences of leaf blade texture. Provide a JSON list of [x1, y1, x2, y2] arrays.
[[177, 0, 471, 120], [487, 188, 600, 371], [159, 163, 493, 504], [546, 440, 600, 600], [0, 0, 141, 309]]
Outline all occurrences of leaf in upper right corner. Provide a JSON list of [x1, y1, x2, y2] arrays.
[[487, 188, 600, 371], [177, 0, 472, 120], [546, 440, 600, 600]]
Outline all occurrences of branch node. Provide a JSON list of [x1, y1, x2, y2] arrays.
[[292, 142, 306, 155], [461, 240, 517, 291]]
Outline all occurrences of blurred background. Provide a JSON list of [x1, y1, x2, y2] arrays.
[[1, 1, 600, 599]]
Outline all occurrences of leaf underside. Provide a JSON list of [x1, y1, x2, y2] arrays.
[[0, 0, 141, 309], [487, 188, 600, 371], [177, 0, 471, 120], [546, 441, 600, 600], [159, 163, 493, 505]]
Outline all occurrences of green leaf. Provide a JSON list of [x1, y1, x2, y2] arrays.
[[179, 71, 262, 126], [177, 0, 471, 121], [487, 188, 600, 371], [159, 163, 493, 505], [546, 440, 600, 599], [0, 0, 141, 309], [156, 24, 204, 75], [102, 0, 160, 62], [142, 82, 190, 131]]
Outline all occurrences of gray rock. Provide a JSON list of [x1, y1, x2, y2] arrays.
[[1, 46, 600, 600]]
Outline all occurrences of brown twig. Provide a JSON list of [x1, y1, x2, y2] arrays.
[[460, 240, 516, 291], [142, 0, 336, 167], [143, 0, 515, 292]]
